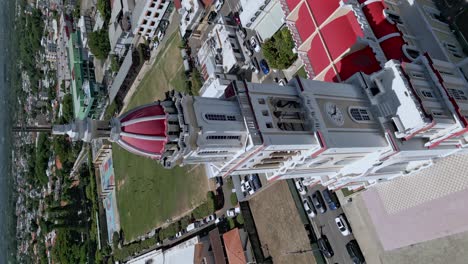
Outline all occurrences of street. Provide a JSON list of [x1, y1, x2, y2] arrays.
[[301, 183, 358, 264]]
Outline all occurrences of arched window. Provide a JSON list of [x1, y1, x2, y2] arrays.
[[402, 44, 420, 61], [349, 107, 372, 122]]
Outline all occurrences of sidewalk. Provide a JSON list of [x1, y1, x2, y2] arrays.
[[282, 57, 304, 80]]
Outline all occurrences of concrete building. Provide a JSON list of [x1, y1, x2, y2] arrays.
[[126, 236, 213, 264], [239, 0, 285, 41], [279, 0, 468, 81], [66, 31, 103, 120], [109, 0, 134, 56], [77, 16, 93, 48], [54, 0, 468, 191], [132, 0, 171, 40], [179, 0, 205, 38], [45, 42, 58, 62], [197, 16, 245, 97]]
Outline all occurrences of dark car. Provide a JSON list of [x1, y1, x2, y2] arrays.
[[260, 59, 270, 74], [346, 240, 365, 264], [311, 190, 327, 214], [233, 12, 241, 25], [322, 189, 340, 210], [317, 235, 334, 258], [207, 11, 218, 24]]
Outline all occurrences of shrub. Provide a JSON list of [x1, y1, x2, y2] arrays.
[[263, 28, 297, 69], [227, 218, 236, 230], [230, 193, 238, 205], [236, 214, 244, 225]]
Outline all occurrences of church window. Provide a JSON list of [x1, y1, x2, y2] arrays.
[[206, 135, 240, 140], [258, 98, 266, 104], [349, 107, 372, 122], [262, 110, 269, 116], [205, 113, 237, 121], [444, 42, 463, 58], [420, 89, 434, 99], [447, 88, 468, 100]]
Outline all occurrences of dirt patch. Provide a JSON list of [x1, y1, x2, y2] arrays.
[[249, 181, 316, 264]]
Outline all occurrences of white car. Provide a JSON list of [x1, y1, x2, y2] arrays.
[[278, 79, 286, 86], [303, 199, 316, 218], [205, 214, 216, 223], [295, 179, 307, 196], [215, 0, 224, 12], [227, 207, 241, 218], [250, 36, 261, 53], [335, 215, 351, 236]]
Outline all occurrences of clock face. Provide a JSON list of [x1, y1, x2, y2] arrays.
[[324, 102, 344, 126]]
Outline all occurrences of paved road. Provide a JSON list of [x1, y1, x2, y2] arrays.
[[302, 184, 357, 264]]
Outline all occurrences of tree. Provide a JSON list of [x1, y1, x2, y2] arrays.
[[88, 29, 111, 60], [190, 68, 203, 95], [230, 193, 238, 205], [97, 0, 111, 23], [60, 94, 74, 123], [262, 28, 298, 69]]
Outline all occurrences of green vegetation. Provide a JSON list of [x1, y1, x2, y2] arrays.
[[97, 0, 111, 23], [263, 28, 297, 69], [34, 133, 50, 185], [125, 32, 187, 111], [104, 100, 118, 120], [236, 214, 244, 225], [230, 193, 238, 206], [88, 29, 111, 60], [59, 94, 74, 124], [227, 218, 236, 229], [190, 68, 203, 95], [113, 236, 159, 261], [296, 66, 308, 79], [112, 144, 208, 242], [110, 55, 120, 73]]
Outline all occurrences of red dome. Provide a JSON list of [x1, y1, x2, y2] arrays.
[[117, 103, 168, 159]]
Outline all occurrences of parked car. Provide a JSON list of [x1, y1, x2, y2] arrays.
[[295, 179, 307, 195], [248, 174, 262, 190], [260, 59, 270, 74], [311, 191, 327, 214], [252, 57, 260, 73], [335, 214, 351, 236], [322, 189, 340, 210], [186, 223, 196, 232], [207, 11, 218, 24], [250, 62, 259, 74], [303, 198, 316, 218], [317, 235, 334, 258], [278, 79, 286, 86], [205, 214, 216, 223], [238, 26, 247, 39], [214, 0, 224, 12], [250, 36, 261, 53], [346, 240, 365, 264], [227, 207, 241, 218], [241, 180, 255, 195], [233, 12, 241, 25]]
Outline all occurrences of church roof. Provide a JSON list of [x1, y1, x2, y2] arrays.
[[114, 102, 168, 159]]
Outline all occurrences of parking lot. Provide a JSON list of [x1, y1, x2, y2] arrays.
[[298, 182, 362, 264]]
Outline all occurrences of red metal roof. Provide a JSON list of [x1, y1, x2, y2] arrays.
[[320, 12, 364, 60], [380, 36, 408, 61], [334, 46, 382, 80], [308, 36, 330, 75], [362, 2, 399, 38], [286, 0, 302, 11], [306, 0, 340, 26], [118, 103, 168, 159], [295, 3, 316, 42]]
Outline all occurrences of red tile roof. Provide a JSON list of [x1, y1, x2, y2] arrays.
[[222, 228, 246, 264]]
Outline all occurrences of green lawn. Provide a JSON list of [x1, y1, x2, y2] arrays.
[[296, 66, 308, 79], [113, 145, 207, 242], [124, 32, 186, 111], [113, 30, 208, 242]]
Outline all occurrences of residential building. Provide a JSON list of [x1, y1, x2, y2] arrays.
[[126, 236, 212, 264], [179, 0, 205, 38], [239, 0, 285, 41], [45, 42, 58, 62], [77, 16, 93, 48], [197, 16, 245, 97], [66, 31, 103, 120], [132, 0, 171, 40], [109, 0, 134, 56]]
